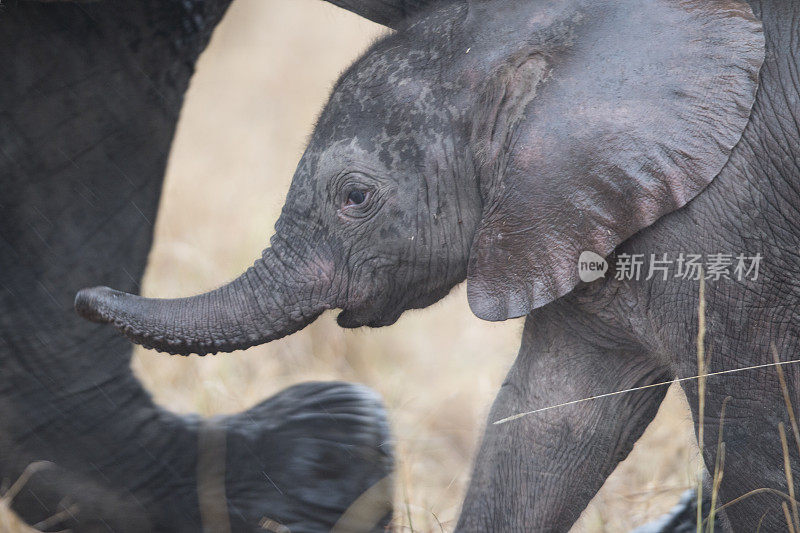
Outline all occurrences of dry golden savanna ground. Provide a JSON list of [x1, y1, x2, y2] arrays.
[[3, 1, 703, 531]]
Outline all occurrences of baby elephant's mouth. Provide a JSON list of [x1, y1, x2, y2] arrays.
[[336, 306, 402, 329]]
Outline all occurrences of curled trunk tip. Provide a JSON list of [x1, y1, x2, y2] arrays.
[[75, 286, 121, 324]]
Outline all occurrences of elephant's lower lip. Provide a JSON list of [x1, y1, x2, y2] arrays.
[[336, 309, 400, 329], [336, 310, 363, 328]]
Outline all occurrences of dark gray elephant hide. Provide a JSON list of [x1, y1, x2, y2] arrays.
[[1, 2, 392, 531]]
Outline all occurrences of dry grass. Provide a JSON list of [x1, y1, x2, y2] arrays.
[[1, 0, 700, 530]]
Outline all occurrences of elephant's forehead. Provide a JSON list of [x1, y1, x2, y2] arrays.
[[309, 99, 430, 174], [320, 43, 455, 136], [306, 137, 423, 186]]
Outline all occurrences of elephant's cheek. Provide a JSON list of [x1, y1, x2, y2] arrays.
[[310, 256, 336, 284]]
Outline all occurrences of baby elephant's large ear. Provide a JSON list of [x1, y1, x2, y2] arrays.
[[466, 0, 764, 321]]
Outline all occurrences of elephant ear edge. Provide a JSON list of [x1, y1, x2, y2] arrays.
[[324, 0, 441, 29], [466, 0, 765, 321]]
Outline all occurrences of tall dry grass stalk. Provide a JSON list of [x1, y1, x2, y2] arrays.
[[706, 396, 728, 533], [696, 275, 707, 533]]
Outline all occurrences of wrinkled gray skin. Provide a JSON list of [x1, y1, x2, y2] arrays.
[[1, 2, 393, 532], [74, 0, 800, 531]]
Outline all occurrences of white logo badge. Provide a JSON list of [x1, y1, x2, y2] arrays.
[[578, 251, 608, 283]]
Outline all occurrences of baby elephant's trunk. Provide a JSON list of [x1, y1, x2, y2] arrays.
[[75, 248, 329, 355]]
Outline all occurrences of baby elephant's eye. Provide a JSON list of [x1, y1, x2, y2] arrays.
[[346, 189, 367, 206]]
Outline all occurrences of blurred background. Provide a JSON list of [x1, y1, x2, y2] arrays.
[[2, 1, 703, 530]]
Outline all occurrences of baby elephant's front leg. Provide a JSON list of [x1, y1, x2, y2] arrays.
[[457, 308, 671, 532]]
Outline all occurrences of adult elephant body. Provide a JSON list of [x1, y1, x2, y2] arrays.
[[65, 0, 800, 531], [1, 2, 392, 531]]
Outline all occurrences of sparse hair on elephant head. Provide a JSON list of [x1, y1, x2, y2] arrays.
[[75, 0, 764, 355]]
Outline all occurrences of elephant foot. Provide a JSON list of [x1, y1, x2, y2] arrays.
[[632, 488, 725, 533], [220, 381, 394, 532]]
